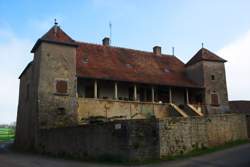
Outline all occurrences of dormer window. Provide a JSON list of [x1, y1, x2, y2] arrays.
[[126, 63, 132, 68], [83, 57, 88, 64], [164, 67, 169, 73], [82, 51, 89, 64]]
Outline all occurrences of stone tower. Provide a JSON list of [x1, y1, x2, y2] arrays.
[[31, 23, 78, 128], [185, 48, 229, 114]]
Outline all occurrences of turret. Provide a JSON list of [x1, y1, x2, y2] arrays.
[[186, 48, 229, 114]]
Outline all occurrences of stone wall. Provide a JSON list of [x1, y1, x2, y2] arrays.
[[15, 43, 42, 150], [203, 61, 229, 113], [15, 64, 34, 149], [37, 42, 78, 128], [159, 114, 247, 157], [36, 119, 159, 161], [246, 115, 250, 138], [77, 98, 170, 122], [35, 113, 247, 161], [186, 61, 229, 114]]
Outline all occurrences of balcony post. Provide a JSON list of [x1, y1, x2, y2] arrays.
[[94, 80, 98, 98], [114, 82, 118, 100], [169, 87, 172, 103], [134, 84, 137, 101], [186, 88, 189, 104], [151, 86, 155, 102]]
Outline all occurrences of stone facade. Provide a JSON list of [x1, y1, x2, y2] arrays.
[[186, 61, 229, 114], [78, 98, 171, 122], [15, 64, 34, 149], [36, 114, 247, 161], [15, 24, 235, 160], [37, 119, 159, 161], [36, 42, 78, 128], [159, 114, 247, 157]]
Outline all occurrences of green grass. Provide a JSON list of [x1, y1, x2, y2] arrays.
[[117, 139, 250, 165], [64, 139, 250, 166], [162, 139, 250, 161], [0, 128, 15, 142]]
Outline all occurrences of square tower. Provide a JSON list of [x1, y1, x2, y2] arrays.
[[185, 48, 229, 114]]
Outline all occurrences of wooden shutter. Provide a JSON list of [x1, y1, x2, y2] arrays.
[[56, 80, 68, 94], [211, 94, 219, 106]]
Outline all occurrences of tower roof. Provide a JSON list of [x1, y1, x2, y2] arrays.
[[186, 48, 227, 66], [31, 24, 77, 53]]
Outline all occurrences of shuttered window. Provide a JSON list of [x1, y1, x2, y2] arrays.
[[211, 94, 219, 106], [56, 80, 68, 94]]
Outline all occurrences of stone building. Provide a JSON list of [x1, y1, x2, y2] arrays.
[[15, 23, 230, 151]]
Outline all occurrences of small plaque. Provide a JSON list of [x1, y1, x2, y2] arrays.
[[115, 123, 121, 130]]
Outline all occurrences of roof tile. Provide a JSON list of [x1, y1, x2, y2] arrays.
[[186, 48, 227, 66]]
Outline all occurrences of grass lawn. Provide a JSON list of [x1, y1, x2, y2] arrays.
[[0, 128, 15, 142]]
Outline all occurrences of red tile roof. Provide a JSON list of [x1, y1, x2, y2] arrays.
[[31, 25, 204, 88], [186, 48, 227, 66], [229, 101, 250, 114], [76, 42, 201, 88], [31, 25, 77, 53]]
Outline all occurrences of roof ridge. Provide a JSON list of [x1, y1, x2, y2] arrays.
[[75, 41, 175, 58]]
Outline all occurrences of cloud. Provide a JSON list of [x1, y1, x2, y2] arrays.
[[0, 28, 33, 124], [217, 30, 250, 100]]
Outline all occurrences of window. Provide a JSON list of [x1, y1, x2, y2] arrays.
[[164, 67, 170, 73], [82, 52, 89, 64], [211, 93, 219, 106], [126, 63, 133, 68], [211, 75, 215, 80], [57, 107, 66, 115], [55, 80, 68, 94]]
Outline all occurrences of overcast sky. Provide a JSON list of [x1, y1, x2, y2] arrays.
[[1, 0, 250, 124]]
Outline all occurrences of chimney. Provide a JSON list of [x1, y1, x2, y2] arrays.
[[102, 37, 110, 46], [153, 46, 161, 56]]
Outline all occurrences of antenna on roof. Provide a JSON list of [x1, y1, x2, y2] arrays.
[[54, 18, 58, 26], [202, 42, 204, 48], [109, 21, 112, 45], [172, 47, 175, 56], [54, 18, 58, 34]]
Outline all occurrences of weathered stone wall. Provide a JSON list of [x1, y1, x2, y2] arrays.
[[36, 119, 159, 161], [77, 98, 170, 122], [37, 42, 78, 128], [185, 61, 204, 87], [159, 114, 247, 157], [15, 65, 34, 149], [15, 43, 43, 150], [203, 61, 229, 113], [245, 115, 250, 138], [186, 61, 229, 114], [35, 114, 247, 161]]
